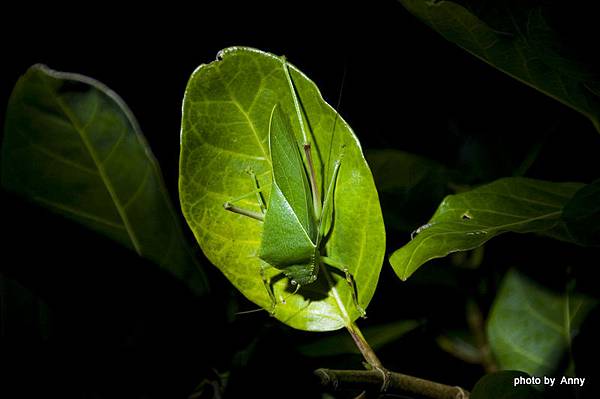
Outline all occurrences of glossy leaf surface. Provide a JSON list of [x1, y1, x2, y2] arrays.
[[390, 177, 582, 280], [2, 65, 208, 295], [399, 0, 600, 133], [487, 269, 597, 376], [179, 47, 385, 331]]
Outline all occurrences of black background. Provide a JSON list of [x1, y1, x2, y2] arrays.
[[1, 1, 599, 398]]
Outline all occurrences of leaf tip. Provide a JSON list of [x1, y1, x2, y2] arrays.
[[389, 251, 411, 281]]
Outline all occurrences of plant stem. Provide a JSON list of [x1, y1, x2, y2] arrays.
[[346, 320, 383, 369], [315, 369, 469, 399]]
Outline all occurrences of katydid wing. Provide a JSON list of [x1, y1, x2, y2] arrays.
[[259, 105, 320, 285]]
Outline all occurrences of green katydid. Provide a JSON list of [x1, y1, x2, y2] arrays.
[[223, 57, 364, 316]]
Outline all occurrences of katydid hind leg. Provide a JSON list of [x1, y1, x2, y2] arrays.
[[321, 256, 366, 318], [281, 56, 322, 217], [303, 141, 321, 217]]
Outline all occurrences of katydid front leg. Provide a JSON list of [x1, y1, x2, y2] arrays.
[[246, 168, 267, 214], [223, 169, 267, 221], [223, 171, 279, 311]]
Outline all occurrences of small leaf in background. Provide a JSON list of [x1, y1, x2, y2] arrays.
[[471, 370, 543, 399], [298, 320, 420, 357], [487, 269, 597, 376], [436, 330, 481, 365], [366, 149, 450, 232], [398, 0, 600, 134], [179, 47, 385, 331], [389, 177, 582, 280], [1, 65, 208, 295], [562, 179, 600, 247]]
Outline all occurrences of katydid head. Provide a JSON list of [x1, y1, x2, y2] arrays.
[[283, 260, 319, 287]]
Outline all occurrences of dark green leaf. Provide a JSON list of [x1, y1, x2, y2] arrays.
[[436, 330, 481, 364], [399, 0, 600, 133], [471, 371, 543, 399], [366, 149, 451, 232], [1, 65, 208, 295], [179, 47, 385, 331], [563, 179, 600, 246], [298, 320, 420, 357], [487, 269, 597, 376], [390, 177, 582, 280]]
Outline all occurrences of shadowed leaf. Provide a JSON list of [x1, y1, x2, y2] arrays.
[[1, 65, 208, 295], [399, 0, 600, 134], [487, 269, 597, 376], [562, 179, 600, 247], [471, 370, 543, 399]]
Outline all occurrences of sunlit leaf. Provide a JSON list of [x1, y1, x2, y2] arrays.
[[179, 47, 385, 331]]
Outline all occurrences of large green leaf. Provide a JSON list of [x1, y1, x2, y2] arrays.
[[1, 65, 208, 295], [399, 0, 600, 133], [471, 371, 543, 399], [179, 47, 385, 331], [390, 177, 582, 280], [487, 269, 597, 376]]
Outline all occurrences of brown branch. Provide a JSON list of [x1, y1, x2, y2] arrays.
[[315, 369, 469, 399]]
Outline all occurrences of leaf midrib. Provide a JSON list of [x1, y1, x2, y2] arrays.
[[45, 80, 142, 254]]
